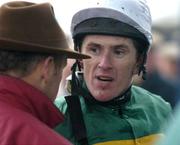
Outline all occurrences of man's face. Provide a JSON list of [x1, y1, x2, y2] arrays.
[[81, 35, 139, 101]]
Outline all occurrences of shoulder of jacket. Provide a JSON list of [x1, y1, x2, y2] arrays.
[[131, 85, 172, 113]]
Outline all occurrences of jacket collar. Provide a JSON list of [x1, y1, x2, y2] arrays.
[[0, 75, 64, 128]]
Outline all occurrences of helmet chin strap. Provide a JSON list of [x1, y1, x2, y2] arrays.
[[71, 60, 82, 95], [65, 59, 89, 145]]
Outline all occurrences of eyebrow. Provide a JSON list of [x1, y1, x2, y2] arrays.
[[86, 42, 130, 50], [112, 44, 129, 49], [86, 42, 101, 48]]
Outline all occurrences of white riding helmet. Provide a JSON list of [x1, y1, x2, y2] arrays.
[[71, 0, 152, 47]]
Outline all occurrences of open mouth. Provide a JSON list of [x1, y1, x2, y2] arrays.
[[96, 76, 113, 81]]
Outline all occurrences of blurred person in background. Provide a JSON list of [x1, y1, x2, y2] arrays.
[[155, 42, 180, 82], [140, 41, 180, 109], [55, 0, 172, 145]]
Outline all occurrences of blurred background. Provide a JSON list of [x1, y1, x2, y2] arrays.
[[0, 0, 180, 108]]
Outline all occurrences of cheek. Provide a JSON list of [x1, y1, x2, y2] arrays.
[[117, 60, 138, 77], [52, 73, 63, 100], [53, 70, 63, 89], [83, 61, 91, 79], [58, 72, 63, 81], [82, 59, 92, 71], [82, 59, 95, 85]]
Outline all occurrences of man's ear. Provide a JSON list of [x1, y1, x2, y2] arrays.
[[21, 56, 54, 91], [133, 56, 143, 75], [133, 63, 140, 75], [41, 56, 54, 83]]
